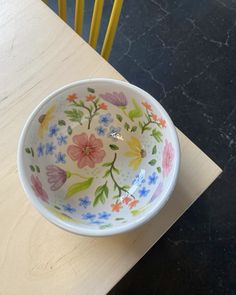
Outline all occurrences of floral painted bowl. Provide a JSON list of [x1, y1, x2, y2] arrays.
[[17, 79, 180, 236]]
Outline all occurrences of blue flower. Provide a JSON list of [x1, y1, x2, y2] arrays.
[[81, 212, 96, 220], [45, 142, 56, 155], [78, 196, 91, 209], [48, 124, 59, 137], [99, 113, 113, 126], [98, 211, 111, 220], [37, 143, 45, 157], [139, 187, 150, 197], [57, 134, 68, 145], [96, 126, 106, 136], [148, 172, 158, 185], [107, 126, 121, 141], [91, 220, 104, 225], [132, 170, 145, 186], [62, 203, 76, 214], [55, 152, 66, 164]]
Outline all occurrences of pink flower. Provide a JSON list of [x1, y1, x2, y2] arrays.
[[31, 175, 48, 203], [67, 133, 106, 168], [162, 140, 174, 177], [100, 91, 127, 107], [149, 182, 163, 203], [46, 165, 67, 191]]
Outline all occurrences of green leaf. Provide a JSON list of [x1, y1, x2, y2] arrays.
[[93, 182, 109, 206], [131, 208, 146, 216], [78, 100, 84, 107], [25, 147, 31, 154], [157, 167, 161, 173], [87, 87, 95, 93], [128, 98, 143, 121], [67, 126, 72, 135], [64, 109, 84, 124], [58, 119, 66, 126], [151, 129, 163, 143], [30, 147, 34, 157], [109, 144, 119, 151], [113, 182, 117, 191], [143, 126, 151, 131], [115, 217, 124, 221], [144, 113, 150, 121], [113, 194, 120, 199], [112, 166, 120, 174], [29, 165, 35, 172], [103, 170, 110, 178], [102, 162, 112, 167], [138, 121, 143, 129], [100, 224, 112, 229], [124, 122, 130, 131], [122, 185, 130, 190], [148, 159, 157, 166], [65, 177, 93, 199], [131, 126, 137, 132], [94, 98, 99, 104], [152, 145, 157, 155], [116, 114, 123, 122], [35, 165, 40, 173], [54, 205, 61, 210]]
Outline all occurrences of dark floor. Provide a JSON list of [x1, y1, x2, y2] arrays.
[[48, 1, 236, 294]]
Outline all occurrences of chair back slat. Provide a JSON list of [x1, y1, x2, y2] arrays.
[[58, 0, 67, 22], [89, 0, 104, 49], [74, 0, 84, 36]]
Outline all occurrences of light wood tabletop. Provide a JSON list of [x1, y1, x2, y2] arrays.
[[0, 0, 222, 294]]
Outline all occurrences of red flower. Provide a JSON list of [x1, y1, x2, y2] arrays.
[[67, 93, 78, 102], [31, 175, 48, 203], [122, 196, 131, 205], [98, 102, 108, 110], [46, 165, 68, 191], [111, 202, 123, 212], [142, 101, 152, 111], [129, 199, 139, 209], [86, 94, 96, 101], [159, 118, 166, 128], [151, 113, 158, 121], [67, 133, 106, 168]]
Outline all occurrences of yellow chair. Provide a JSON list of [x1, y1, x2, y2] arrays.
[[43, 0, 124, 60]]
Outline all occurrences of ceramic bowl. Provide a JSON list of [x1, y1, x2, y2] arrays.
[[18, 79, 180, 236]]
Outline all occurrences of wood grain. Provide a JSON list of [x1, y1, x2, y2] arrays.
[[0, 0, 221, 294]]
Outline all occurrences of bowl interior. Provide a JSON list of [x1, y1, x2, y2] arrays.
[[19, 79, 179, 235]]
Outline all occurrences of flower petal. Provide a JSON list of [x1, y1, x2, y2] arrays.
[[129, 157, 142, 170], [72, 133, 88, 148], [67, 145, 81, 161]]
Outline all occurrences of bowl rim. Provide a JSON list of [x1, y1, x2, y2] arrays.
[[17, 78, 180, 237]]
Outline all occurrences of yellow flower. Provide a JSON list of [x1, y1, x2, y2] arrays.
[[38, 105, 55, 138], [124, 136, 146, 170]]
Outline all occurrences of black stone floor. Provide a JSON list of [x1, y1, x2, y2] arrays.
[[48, 1, 236, 294]]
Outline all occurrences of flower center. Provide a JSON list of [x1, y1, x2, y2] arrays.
[[83, 146, 91, 155], [140, 149, 146, 158], [38, 114, 46, 124]]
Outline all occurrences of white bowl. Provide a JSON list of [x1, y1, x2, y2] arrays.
[[17, 78, 180, 236]]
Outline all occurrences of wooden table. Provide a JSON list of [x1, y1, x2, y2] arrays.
[[0, 1, 221, 294]]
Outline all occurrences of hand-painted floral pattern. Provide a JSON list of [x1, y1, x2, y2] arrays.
[[24, 85, 177, 230]]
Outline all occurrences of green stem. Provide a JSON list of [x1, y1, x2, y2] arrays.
[[70, 172, 88, 179]]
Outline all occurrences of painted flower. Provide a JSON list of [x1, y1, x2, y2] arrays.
[[78, 196, 91, 208], [162, 140, 174, 177], [45, 142, 56, 155], [37, 143, 45, 157], [96, 126, 106, 136], [149, 182, 163, 203], [98, 211, 111, 220], [86, 94, 96, 101], [48, 124, 59, 137], [57, 134, 68, 145], [98, 103, 108, 110], [62, 203, 76, 214], [159, 118, 166, 128], [31, 175, 48, 203], [67, 133, 105, 168], [132, 170, 145, 186], [67, 93, 78, 102], [55, 152, 66, 164], [142, 101, 152, 111], [46, 165, 68, 191], [99, 113, 113, 126], [100, 91, 127, 107], [139, 187, 150, 197], [81, 212, 96, 220], [124, 137, 146, 170], [151, 113, 158, 121], [122, 196, 132, 205], [107, 126, 121, 141], [38, 105, 55, 138], [148, 172, 158, 185], [111, 202, 123, 212], [129, 199, 139, 209]]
